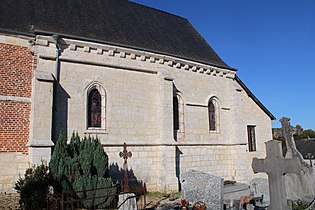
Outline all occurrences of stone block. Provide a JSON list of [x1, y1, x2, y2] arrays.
[[0, 164, 17, 175], [0, 176, 13, 185]]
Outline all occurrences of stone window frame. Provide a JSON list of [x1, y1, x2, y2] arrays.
[[208, 97, 220, 133], [85, 82, 107, 134], [247, 125, 257, 152], [173, 92, 185, 140]]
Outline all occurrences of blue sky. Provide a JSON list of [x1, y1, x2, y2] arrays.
[[131, 0, 315, 129]]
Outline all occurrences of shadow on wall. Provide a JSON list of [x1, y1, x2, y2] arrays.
[[109, 163, 146, 194], [52, 38, 71, 143], [53, 83, 70, 142], [176, 146, 183, 191]]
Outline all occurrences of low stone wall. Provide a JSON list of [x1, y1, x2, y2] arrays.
[[0, 153, 29, 193]]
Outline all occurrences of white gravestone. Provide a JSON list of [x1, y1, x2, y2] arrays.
[[118, 193, 138, 210]]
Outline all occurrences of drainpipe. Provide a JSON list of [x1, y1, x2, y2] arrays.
[[52, 34, 61, 82], [51, 34, 61, 143]]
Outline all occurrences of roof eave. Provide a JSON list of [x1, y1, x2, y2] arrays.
[[32, 29, 237, 71]]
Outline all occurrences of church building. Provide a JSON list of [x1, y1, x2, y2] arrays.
[[0, 0, 275, 192]]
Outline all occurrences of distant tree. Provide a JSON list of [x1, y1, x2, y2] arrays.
[[294, 129, 315, 140], [303, 129, 315, 139], [295, 125, 303, 135]]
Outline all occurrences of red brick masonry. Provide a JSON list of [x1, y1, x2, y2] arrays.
[[0, 43, 34, 154]]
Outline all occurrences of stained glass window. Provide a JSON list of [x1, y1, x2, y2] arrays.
[[209, 101, 216, 131], [88, 89, 101, 128]]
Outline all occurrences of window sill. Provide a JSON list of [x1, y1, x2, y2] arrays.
[[209, 130, 220, 134], [84, 128, 108, 134]]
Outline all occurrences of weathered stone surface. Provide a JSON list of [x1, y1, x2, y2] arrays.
[[280, 117, 315, 202], [252, 140, 302, 210], [118, 193, 138, 210], [180, 170, 223, 210], [1, 32, 274, 193], [250, 178, 270, 205], [223, 182, 250, 209]]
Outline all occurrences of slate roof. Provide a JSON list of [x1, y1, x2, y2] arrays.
[[295, 139, 315, 159], [0, 0, 233, 70]]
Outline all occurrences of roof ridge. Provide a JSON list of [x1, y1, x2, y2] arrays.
[[128, 0, 188, 21]]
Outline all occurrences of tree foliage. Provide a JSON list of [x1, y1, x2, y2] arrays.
[[14, 162, 60, 210], [294, 129, 315, 140], [49, 133, 117, 208]]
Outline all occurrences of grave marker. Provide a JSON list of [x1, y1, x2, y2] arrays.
[[119, 143, 132, 192], [180, 170, 223, 210], [252, 140, 302, 210]]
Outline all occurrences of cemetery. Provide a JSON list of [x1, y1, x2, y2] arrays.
[[0, 117, 314, 209]]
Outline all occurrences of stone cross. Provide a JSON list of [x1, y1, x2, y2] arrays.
[[119, 143, 132, 192], [280, 117, 311, 171], [252, 140, 302, 210]]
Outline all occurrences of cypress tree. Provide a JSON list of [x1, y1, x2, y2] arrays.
[[49, 133, 117, 208]]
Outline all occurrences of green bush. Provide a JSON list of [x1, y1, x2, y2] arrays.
[[290, 199, 309, 210], [49, 133, 117, 208], [14, 161, 59, 210]]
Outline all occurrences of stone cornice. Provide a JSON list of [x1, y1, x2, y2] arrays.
[[36, 35, 236, 79]]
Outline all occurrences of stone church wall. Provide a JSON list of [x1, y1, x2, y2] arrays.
[[33, 35, 271, 191], [0, 36, 33, 192], [0, 34, 272, 193]]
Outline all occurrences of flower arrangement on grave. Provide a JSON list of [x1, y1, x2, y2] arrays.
[[181, 199, 188, 209], [180, 199, 206, 210], [193, 200, 206, 210]]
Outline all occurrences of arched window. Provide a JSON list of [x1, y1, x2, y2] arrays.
[[173, 93, 185, 140], [173, 96, 179, 131], [86, 83, 106, 130], [208, 98, 219, 132], [209, 101, 216, 131], [88, 89, 101, 127]]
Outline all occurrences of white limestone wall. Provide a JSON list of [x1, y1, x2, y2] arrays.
[[104, 145, 178, 192], [178, 145, 237, 179], [0, 153, 29, 193], [58, 62, 160, 143], [31, 35, 272, 191], [232, 84, 271, 182]]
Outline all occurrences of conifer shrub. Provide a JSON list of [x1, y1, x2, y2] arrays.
[[49, 133, 117, 208], [14, 161, 60, 210]]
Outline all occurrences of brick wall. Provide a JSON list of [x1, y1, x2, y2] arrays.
[[0, 43, 33, 97], [0, 43, 33, 154]]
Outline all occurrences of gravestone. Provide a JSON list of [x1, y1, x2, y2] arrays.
[[223, 182, 250, 209], [280, 117, 315, 201], [180, 170, 223, 210], [118, 193, 138, 210], [249, 178, 270, 205], [252, 140, 302, 210]]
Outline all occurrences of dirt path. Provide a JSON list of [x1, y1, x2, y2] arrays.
[[0, 193, 19, 210]]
